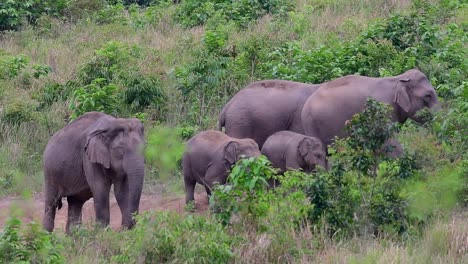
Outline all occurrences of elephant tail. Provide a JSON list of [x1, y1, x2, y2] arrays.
[[218, 98, 234, 131], [218, 106, 227, 131], [56, 199, 63, 210]]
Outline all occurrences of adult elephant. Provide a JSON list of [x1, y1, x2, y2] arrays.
[[301, 69, 440, 148], [218, 80, 320, 148], [42, 112, 145, 233]]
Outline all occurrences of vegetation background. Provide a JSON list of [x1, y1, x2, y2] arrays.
[[0, 0, 466, 263]]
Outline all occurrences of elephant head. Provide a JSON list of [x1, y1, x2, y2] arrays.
[[298, 137, 327, 172], [84, 116, 145, 228], [393, 69, 439, 123], [223, 139, 261, 166]]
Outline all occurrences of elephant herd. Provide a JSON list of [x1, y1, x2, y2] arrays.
[[42, 69, 439, 233]]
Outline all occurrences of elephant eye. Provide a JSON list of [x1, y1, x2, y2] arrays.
[[424, 94, 432, 102]]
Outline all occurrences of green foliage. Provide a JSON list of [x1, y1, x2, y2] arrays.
[[303, 99, 422, 236], [0, 53, 29, 80], [0, 217, 64, 263], [69, 78, 119, 120], [32, 64, 52, 78], [121, 73, 167, 113], [95, 1, 126, 24], [0, 0, 68, 31], [35, 82, 73, 109], [211, 156, 277, 226], [259, 1, 465, 85], [145, 126, 185, 180], [432, 81, 468, 159], [115, 212, 234, 263], [176, 125, 199, 140], [175, 0, 294, 28], [173, 35, 232, 126], [64, 41, 167, 118], [1, 99, 37, 126], [64, 0, 106, 22], [402, 162, 464, 223]]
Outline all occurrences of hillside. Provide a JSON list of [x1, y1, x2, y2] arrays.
[[0, 0, 467, 263]]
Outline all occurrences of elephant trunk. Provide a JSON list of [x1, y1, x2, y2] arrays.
[[124, 152, 145, 229]]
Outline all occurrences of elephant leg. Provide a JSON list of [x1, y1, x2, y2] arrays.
[[65, 196, 87, 234], [184, 176, 196, 204], [113, 179, 131, 228], [90, 179, 112, 228], [183, 156, 196, 204], [42, 182, 60, 232]]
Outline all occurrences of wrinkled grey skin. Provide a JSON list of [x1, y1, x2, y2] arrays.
[[183, 130, 261, 204], [42, 112, 145, 233], [219, 80, 320, 148], [262, 131, 327, 177], [302, 69, 440, 148]]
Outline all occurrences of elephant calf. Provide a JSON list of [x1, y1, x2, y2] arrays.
[[183, 130, 261, 204], [261, 131, 327, 185], [43, 112, 145, 233]]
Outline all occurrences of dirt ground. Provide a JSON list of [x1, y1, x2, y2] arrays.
[[0, 190, 209, 232]]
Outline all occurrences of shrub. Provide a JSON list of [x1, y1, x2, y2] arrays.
[[121, 73, 167, 113], [0, 217, 64, 263], [65, 41, 167, 118], [1, 99, 36, 126], [0, 53, 29, 80], [69, 78, 119, 120], [145, 126, 185, 181], [211, 156, 277, 226], [115, 212, 234, 263], [35, 82, 73, 109], [303, 99, 422, 236], [432, 81, 468, 160], [0, 0, 68, 31], [175, 0, 294, 28]]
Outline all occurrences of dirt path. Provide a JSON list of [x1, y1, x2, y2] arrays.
[[0, 191, 209, 232]]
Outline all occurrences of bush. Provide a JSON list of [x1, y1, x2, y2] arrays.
[[69, 78, 119, 120], [1, 99, 37, 126], [0, 217, 64, 263], [35, 82, 73, 109], [302, 99, 422, 236], [0, 53, 29, 80], [63, 41, 167, 118], [115, 212, 234, 263], [175, 0, 294, 28], [121, 73, 167, 113], [0, 0, 68, 31], [211, 156, 277, 226]]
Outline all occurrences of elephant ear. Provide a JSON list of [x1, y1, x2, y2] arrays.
[[298, 137, 321, 157], [224, 141, 240, 165], [85, 119, 111, 169], [394, 78, 412, 113]]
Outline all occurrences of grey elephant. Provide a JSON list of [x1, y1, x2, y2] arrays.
[[262, 131, 327, 176], [262, 131, 327, 187], [42, 112, 145, 233], [301, 69, 439, 148], [218, 80, 320, 148], [183, 130, 261, 204]]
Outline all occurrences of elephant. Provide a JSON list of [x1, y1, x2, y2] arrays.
[[218, 80, 320, 148], [261, 131, 327, 186], [183, 130, 261, 204], [42, 112, 145, 233], [301, 69, 440, 148]]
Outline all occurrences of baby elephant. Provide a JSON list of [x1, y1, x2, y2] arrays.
[[262, 131, 327, 177], [183, 130, 261, 204]]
